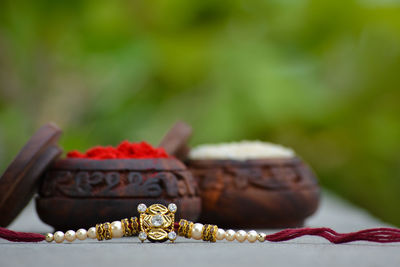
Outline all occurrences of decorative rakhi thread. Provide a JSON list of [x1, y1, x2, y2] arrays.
[[2, 203, 400, 244]]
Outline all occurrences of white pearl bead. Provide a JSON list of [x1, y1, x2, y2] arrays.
[[65, 230, 76, 242], [216, 229, 226, 240], [88, 227, 97, 239], [54, 231, 65, 243], [76, 229, 87, 240], [111, 221, 124, 238], [191, 223, 203, 240], [225, 229, 236, 241], [235, 230, 247, 242], [247, 230, 258, 243]]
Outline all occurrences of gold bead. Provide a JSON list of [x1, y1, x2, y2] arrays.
[[201, 224, 210, 241], [186, 222, 194, 239], [45, 233, 54, 242], [208, 225, 218, 242], [130, 217, 139, 236], [178, 219, 188, 237], [103, 222, 112, 240], [121, 218, 131, 237], [122, 218, 136, 236], [177, 219, 195, 239], [202, 224, 216, 242], [257, 233, 266, 242], [96, 223, 104, 241]]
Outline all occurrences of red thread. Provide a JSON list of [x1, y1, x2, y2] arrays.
[[2, 226, 400, 244], [0, 227, 45, 242], [264, 227, 400, 243], [67, 141, 170, 160]]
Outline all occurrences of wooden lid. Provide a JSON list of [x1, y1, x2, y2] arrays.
[[0, 123, 62, 227], [159, 121, 192, 160]]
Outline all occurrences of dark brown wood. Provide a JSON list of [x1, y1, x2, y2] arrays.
[[36, 158, 201, 230], [0, 123, 62, 227], [187, 157, 320, 228], [50, 158, 187, 171], [158, 121, 192, 160]]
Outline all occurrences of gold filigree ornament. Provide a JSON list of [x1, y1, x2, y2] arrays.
[[137, 203, 177, 242]]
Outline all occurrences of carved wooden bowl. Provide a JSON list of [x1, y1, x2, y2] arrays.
[[36, 158, 201, 231], [187, 157, 320, 228]]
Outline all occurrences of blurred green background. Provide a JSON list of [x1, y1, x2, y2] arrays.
[[1, 0, 400, 225]]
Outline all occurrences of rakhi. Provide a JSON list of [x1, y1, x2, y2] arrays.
[[1, 203, 400, 244]]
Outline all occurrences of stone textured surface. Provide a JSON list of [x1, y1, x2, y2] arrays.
[[1, 192, 400, 267]]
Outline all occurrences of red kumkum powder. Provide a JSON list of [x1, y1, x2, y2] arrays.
[[67, 141, 170, 160]]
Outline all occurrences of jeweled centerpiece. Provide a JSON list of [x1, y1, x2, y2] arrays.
[[138, 203, 176, 242], [151, 215, 164, 227]]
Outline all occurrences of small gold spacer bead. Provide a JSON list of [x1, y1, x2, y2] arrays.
[[257, 233, 266, 242], [96, 223, 104, 241], [45, 233, 54, 242], [202, 224, 214, 242], [186, 222, 194, 239], [121, 218, 129, 236], [210, 225, 218, 242], [103, 222, 112, 240], [130, 217, 139, 236], [178, 219, 188, 237]]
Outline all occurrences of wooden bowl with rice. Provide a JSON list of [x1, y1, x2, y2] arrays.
[[186, 141, 320, 228]]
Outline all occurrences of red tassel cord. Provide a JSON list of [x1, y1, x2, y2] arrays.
[[2, 225, 400, 244], [0, 227, 45, 242], [264, 227, 400, 244]]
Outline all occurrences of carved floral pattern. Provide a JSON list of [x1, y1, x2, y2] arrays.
[[40, 170, 196, 198], [195, 162, 317, 191]]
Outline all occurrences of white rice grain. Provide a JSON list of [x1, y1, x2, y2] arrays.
[[189, 140, 295, 160]]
